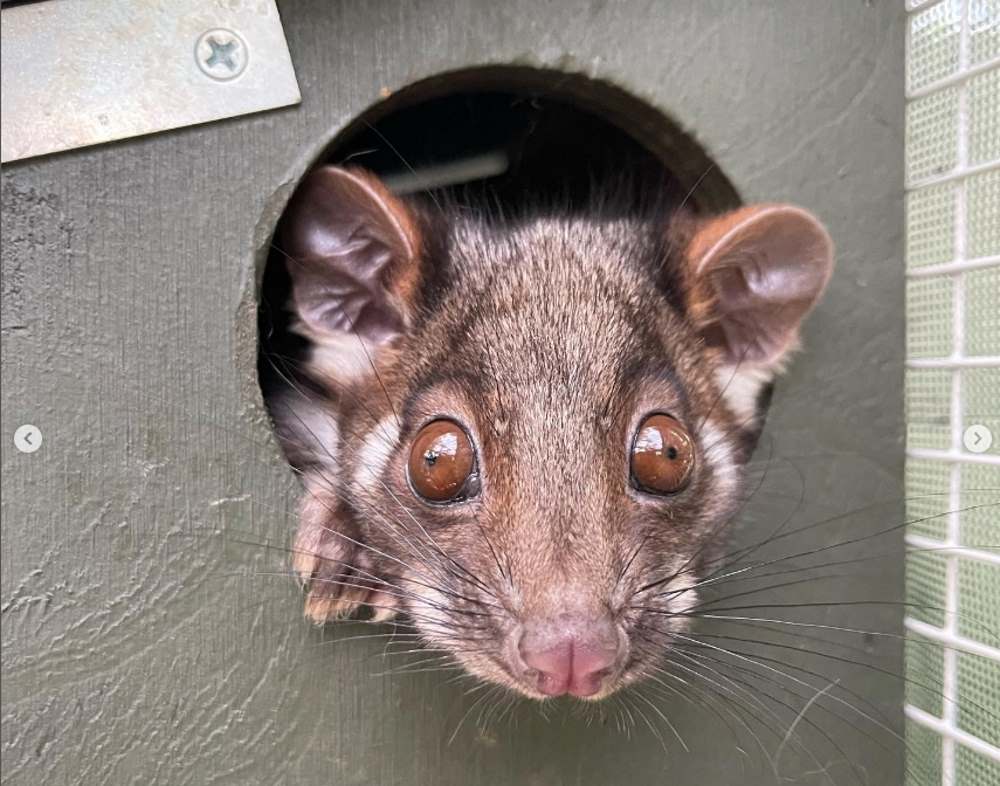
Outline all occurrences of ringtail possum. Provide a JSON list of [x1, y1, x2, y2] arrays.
[[266, 164, 833, 701]]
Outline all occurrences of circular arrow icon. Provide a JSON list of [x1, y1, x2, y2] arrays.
[[963, 424, 993, 455], [13, 424, 42, 454]]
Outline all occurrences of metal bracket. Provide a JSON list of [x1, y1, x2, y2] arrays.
[[1, 0, 301, 162]]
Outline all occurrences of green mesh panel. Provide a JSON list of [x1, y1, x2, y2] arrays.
[[969, 68, 1000, 167], [969, 0, 1000, 66], [964, 266, 1000, 355], [956, 744, 1000, 786], [963, 368, 1000, 449], [908, 277, 954, 358], [905, 368, 953, 449], [959, 463, 1000, 548], [906, 87, 960, 183], [908, 551, 949, 628], [905, 1, 999, 781], [908, 634, 947, 716], [907, 457, 952, 539], [905, 720, 943, 786], [908, 0, 962, 92], [957, 650, 1000, 745], [957, 560, 1000, 644], [967, 168, 1000, 258], [906, 183, 957, 268]]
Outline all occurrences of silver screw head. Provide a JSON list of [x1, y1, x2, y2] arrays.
[[195, 29, 248, 81]]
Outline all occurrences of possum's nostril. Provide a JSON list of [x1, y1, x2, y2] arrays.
[[517, 615, 620, 698]]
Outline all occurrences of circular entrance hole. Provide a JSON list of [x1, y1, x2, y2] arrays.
[[258, 66, 739, 464]]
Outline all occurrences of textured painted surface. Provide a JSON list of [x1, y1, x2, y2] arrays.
[[1, 2, 905, 784]]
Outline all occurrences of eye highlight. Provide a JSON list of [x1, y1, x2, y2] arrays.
[[407, 419, 479, 503], [630, 414, 695, 494]]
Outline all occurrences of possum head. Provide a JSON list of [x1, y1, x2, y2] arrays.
[[270, 165, 833, 700]]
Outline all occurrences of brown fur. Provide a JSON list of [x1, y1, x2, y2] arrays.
[[266, 166, 833, 700]]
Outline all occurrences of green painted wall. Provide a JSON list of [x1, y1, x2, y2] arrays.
[[1, 2, 905, 784]]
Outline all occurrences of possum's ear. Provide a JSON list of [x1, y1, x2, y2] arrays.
[[280, 166, 421, 382], [684, 204, 834, 371]]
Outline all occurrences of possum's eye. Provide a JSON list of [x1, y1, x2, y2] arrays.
[[630, 414, 695, 495], [408, 419, 479, 503]]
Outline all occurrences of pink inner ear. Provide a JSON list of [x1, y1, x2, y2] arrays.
[[291, 242, 402, 344], [280, 166, 419, 346], [694, 205, 834, 367]]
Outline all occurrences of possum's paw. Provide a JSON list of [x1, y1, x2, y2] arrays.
[[292, 486, 399, 623]]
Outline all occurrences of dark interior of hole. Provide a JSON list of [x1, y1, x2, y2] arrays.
[[258, 89, 708, 427], [327, 91, 681, 211]]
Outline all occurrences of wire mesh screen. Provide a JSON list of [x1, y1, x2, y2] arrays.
[[904, 1, 999, 784]]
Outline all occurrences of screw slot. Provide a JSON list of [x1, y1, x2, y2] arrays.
[[195, 29, 248, 81]]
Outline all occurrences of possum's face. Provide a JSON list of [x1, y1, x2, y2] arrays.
[[270, 167, 833, 700]]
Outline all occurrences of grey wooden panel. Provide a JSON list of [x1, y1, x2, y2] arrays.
[[1, 2, 905, 784]]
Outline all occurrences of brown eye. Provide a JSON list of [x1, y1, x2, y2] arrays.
[[407, 419, 478, 503], [630, 414, 695, 495]]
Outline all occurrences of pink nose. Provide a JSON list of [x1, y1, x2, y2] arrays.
[[518, 616, 620, 698]]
